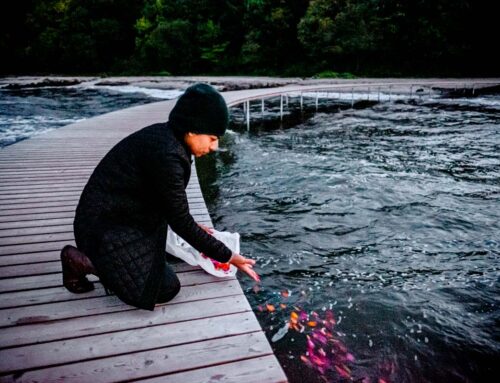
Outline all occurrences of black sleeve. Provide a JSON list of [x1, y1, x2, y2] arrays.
[[153, 154, 233, 263]]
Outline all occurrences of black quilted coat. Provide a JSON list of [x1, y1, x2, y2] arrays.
[[74, 122, 232, 310]]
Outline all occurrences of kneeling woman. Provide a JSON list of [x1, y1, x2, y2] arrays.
[[60, 83, 258, 310]]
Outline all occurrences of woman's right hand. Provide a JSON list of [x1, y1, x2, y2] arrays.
[[229, 253, 260, 282]]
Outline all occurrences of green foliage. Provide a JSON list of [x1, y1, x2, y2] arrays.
[[239, 0, 309, 73], [1, 0, 497, 76], [9, 0, 144, 73], [313, 70, 356, 79], [133, 0, 236, 73]]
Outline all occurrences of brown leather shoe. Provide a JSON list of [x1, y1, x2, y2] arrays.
[[60, 245, 96, 293]]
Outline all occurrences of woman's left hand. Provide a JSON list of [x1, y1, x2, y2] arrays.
[[197, 223, 214, 235], [229, 253, 260, 282]]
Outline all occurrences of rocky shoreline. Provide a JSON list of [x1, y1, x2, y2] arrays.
[[0, 76, 500, 97], [0, 76, 300, 91], [2, 75, 500, 93]]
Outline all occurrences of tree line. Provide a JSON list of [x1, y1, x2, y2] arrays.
[[1, 0, 497, 77]]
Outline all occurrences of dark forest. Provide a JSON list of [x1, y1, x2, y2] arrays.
[[2, 0, 497, 77]]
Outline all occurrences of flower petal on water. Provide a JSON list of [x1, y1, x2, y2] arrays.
[[271, 323, 289, 342]]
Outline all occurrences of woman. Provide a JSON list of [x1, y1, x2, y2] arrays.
[[60, 83, 259, 311]]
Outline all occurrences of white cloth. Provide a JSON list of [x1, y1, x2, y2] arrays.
[[165, 226, 238, 277]]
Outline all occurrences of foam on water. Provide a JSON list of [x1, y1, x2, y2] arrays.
[[74, 82, 183, 100]]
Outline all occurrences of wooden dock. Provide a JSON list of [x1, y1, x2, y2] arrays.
[[0, 95, 288, 382], [1, 80, 495, 382]]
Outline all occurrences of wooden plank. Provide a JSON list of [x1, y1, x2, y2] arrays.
[[0, 164, 96, 171], [0, 202, 78, 212], [0, 172, 93, 181], [0, 217, 73, 231], [0, 163, 98, 170], [0, 232, 73, 246], [0, 188, 202, 202], [0, 282, 109, 310], [0, 175, 199, 188], [0, 213, 207, 239], [0, 196, 205, 213], [0, 176, 92, 184], [0, 224, 73, 238], [0, 271, 237, 327], [0, 211, 75, 223], [0, 332, 272, 383], [0, 269, 71, 292], [141, 355, 287, 383], [0, 168, 95, 177], [0, 251, 60, 266], [0, 240, 73, 256], [0, 260, 61, 278], [0, 178, 91, 187], [0, 208, 208, 224], [0, 190, 82, 199], [0, 182, 200, 196], [0, 182, 86, 191], [0, 192, 202, 206], [0, 311, 260, 374], [0, 170, 198, 179], [0, 259, 197, 279], [0, 156, 103, 162], [0, 215, 210, 231], [0, 213, 211, 229], [0, 266, 226, 294], [0, 292, 249, 348], [0, 244, 170, 277], [0, 264, 200, 309]]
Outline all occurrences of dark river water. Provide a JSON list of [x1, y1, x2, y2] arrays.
[[0, 84, 180, 147], [198, 94, 500, 383], [1, 85, 498, 382]]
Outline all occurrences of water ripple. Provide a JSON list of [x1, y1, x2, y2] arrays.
[[200, 94, 500, 382]]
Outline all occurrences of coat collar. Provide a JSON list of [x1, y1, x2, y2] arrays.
[[163, 122, 193, 163]]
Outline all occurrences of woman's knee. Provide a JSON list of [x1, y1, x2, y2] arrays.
[[156, 273, 181, 303]]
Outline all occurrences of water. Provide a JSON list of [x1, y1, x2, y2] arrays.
[[1, 85, 498, 382], [198, 95, 500, 382], [0, 84, 182, 147]]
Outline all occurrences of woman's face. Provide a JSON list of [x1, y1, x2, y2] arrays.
[[184, 133, 219, 157]]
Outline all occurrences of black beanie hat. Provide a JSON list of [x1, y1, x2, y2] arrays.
[[169, 83, 229, 137]]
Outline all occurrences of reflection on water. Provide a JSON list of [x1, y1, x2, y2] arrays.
[[198, 95, 500, 382]]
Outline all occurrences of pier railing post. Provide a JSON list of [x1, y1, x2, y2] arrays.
[[315, 92, 319, 111], [280, 94, 284, 120], [351, 87, 354, 108], [300, 92, 303, 111], [246, 100, 250, 130], [261, 98, 265, 114]]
